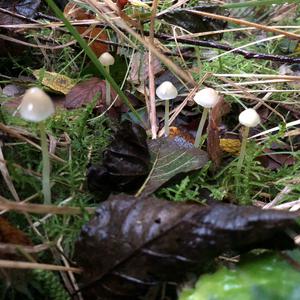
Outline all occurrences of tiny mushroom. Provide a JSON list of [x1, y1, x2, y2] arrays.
[[156, 81, 178, 136], [237, 108, 260, 172], [193, 87, 219, 148], [19, 87, 55, 204], [99, 52, 115, 106]]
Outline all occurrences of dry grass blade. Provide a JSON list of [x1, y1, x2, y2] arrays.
[[85, 0, 196, 86], [0, 196, 95, 215], [0, 242, 52, 254], [0, 259, 81, 273], [187, 9, 300, 40], [0, 124, 65, 163], [0, 142, 20, 201]]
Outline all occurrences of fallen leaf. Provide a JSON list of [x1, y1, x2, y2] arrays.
[[138, 137, 208, 196], [219, 138, 241, 155], [74, 194, 299, 299], [64, 2, 108, 56], [32, 69, 75, 94], [128, 52, 163, 84], [0, 0, 41, 24], [157, 4, 228, 39], [65, 77, 120, 109], [258, 149, 295, 171], [87, 121, 150, 197], [0, 217, 31, 249]]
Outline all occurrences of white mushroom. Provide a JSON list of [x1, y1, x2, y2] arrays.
[[19, 87, 55, 204], [99, 52, 115, 106], [193, 88, 219, 148], [237, 108, 261, 173], [19, 87, 55, 122], [99, 52, 115, 66], [156, 81, 178, 136], [238, 108, 260, 128]]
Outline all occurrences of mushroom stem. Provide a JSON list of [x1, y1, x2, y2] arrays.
[[164, 99, 170, 136], [105, 66, 111, 107], [194, 108, 209, 148], [236, 126, 250, 173], [39, 122, 51, 204]]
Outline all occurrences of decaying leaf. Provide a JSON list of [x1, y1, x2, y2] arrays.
[[74, 194, 299, 300], [258, 148, 295, 171], [128, 52, 163, 84], [0, 0, 41, 24], [64, 2, 108, 56], [219, 138, 241, 155], [65, 77, 120, 109], [138, 137, 208, 196], [87, 121, 150, 197], [33, 70, 76, 94], [157, 5, 228, 39]]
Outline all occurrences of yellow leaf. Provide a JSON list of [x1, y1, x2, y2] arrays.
[[32, 70, 76, 94], [219, 138, 241, 155], [129, 0, 151, 9]]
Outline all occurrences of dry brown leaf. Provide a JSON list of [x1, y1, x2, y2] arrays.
[[64, 2, 108, 57], [64, 77, 121, 109]]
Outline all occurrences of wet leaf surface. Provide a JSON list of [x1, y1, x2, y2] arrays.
[[87, 121, 150, 197], [65, 77, 120, 109], [74, 194, 299, 300], [157, 5, 228, 39], [0, 0, 41, 21], [138, 137, 208, 196]]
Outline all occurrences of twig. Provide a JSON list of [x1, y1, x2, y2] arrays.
[[0, 124, 65, 163], [151, 32, 300, 64], [148, 0, 160, 139], [0, 195, 95, 215], [0, 242, 52, 254], [187, 9, 300, 40], [0, 259, 81, 273], [264, 185, 293, 209]]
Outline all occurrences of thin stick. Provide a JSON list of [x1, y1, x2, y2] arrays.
[[0, 259, 82, 273], [0, 195, 95, 215], [187, 10, 300, 40], [148, 0, 160, 139]]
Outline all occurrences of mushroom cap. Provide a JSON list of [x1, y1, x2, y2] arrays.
[[156, 81, 178, 100], [193, 88, 219, 108], [99, 52, 115, 66], [238, 108, 260, 127], [19, 87, 55, 122]]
